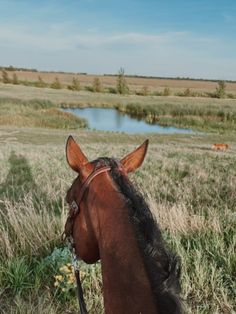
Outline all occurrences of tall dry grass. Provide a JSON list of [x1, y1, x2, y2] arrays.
[[0, 137, 235, 313], [0, 98, 87, 129]]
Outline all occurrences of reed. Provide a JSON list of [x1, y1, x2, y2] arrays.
[[0, 98, 87, 129], [122, 102, 236, 132]]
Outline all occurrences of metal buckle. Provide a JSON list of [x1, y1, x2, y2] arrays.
[[70, 200, 79, 214]]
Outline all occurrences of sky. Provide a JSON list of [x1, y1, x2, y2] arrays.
[[0, 0, 236, 79]]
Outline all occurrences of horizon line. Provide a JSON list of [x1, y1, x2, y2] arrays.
[[1, 64, 236, 83]]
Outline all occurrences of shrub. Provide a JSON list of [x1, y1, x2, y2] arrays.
[[183, 88, 192, 97], [215, 80, 226, 98], [35, 76, 47, 88], [116, 68, 129, 94], [67, 77, 81, 91], [163, 87, 171, 96], [2, 70, 11, 84], [51, 77, 62, 89], [92, 77, 103, 92], [12, 73, 19, 85], [140, 86, 149, 96]]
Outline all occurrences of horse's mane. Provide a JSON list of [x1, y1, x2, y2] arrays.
[[94, 157, 183, 314]]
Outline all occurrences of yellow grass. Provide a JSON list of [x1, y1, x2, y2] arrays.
[[3, 69, 236, 93]]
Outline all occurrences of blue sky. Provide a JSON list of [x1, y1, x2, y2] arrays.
[[0, 0, 236, 79]]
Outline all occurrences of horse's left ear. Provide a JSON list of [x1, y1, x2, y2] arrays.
[[66, 136, 93, 176], [120, 140, 149, 173]]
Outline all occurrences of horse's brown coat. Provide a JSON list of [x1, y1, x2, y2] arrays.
[[212, 143, 229, 151], [66, 136, 182, 314]]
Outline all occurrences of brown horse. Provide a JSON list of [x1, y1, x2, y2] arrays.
[[211, 143, 229, 151], [65, 136, 182, 314]]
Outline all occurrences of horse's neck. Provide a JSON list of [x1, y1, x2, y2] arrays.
[[96, 179, 157, 314]]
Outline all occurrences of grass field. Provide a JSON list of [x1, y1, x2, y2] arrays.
[[1, 83, 236, 133], [2, 69, 236, 94], [0, 83, 236, 313]]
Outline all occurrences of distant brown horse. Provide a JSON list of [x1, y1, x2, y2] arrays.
[[211, 143, 229, 151], [65, 136, 182, 314]]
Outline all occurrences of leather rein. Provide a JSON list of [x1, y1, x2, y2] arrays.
[[63, 165, 111, 314]]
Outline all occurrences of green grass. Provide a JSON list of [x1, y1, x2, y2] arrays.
[[0, 98, 87, 129], [119, 101, 236, 132], [0, 83, 236, 313], [1, 95, 236, 133], [0, 128, 235, 313]]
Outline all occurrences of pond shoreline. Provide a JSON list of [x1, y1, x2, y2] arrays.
[[63, 107, 197, 134]]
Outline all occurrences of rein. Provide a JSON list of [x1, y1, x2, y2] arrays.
[[63, 165, 111, 314]]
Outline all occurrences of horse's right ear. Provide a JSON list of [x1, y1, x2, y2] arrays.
[[66, 136, 93, 175], [120, 140, 149, 173]]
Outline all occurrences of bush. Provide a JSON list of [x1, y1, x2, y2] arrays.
[[51, 77, 62, 89], [35, 76, 47, 88], [92, 78, 103, 92], [163, 87, 171, 96], [116, 68, 129, 94], [215, 80, 226, 99], [12, 73, 19, 85], [140, 86, 149, 96], [183, 88, 192, 97], [2, 70, 11, 84], [67, 77, 81, 91]]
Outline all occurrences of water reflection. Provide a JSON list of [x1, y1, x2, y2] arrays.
[[64, 108, 195, 134], [115, 111, 122, 129]]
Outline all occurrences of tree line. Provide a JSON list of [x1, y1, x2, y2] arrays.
[[0, 68, 233, 99]]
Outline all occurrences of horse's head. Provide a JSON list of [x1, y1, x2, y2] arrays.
[[65, 136, 148, 264]]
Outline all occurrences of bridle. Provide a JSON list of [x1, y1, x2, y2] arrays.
[[63, 165, 111, 314], [64, 164, 111, 240]]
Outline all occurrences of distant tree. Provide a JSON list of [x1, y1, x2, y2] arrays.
[[68, 77, 81, 91], [2, 70, 11, 84], [12, 73, 19, 85], [35, 76, 47, 88], [8, 65, 15, 71], [116, 68, 129, 94], [92, 77, 103, 92], [215, 80, 226, 98], [163, 87, 171, 96], [51, 77, 62, 89]]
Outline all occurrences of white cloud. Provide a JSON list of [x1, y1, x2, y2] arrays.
[[0, 22, 235, 79], [0, 23, 189, 51]]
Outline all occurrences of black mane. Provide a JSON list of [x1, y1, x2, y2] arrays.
[[94, 157, 183, 314]]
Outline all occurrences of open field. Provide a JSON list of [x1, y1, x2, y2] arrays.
[[0, 127, 235, 314], [2, 69, 236, 94], [2, 83, 236, 106], [1, 83, 236, 133], [0, 82, 236, 313]]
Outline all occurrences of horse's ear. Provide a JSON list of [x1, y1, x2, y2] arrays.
[[120, 140, 149, 173], [66, 136, 93, 175]]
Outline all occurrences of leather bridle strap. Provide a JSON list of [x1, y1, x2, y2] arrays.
[[64, 165, 111, 314], [69, 165, 111, 218]]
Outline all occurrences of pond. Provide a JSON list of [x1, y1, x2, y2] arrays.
[[64, 107, 195, 134]]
